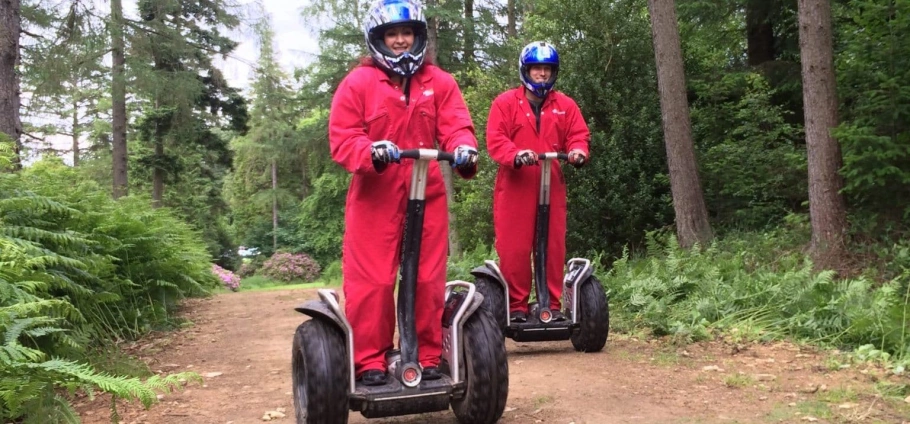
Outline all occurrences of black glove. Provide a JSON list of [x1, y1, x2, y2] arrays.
[[370, 140, 400, 171], [568, 149, 587, 169], [452, 145, 478, 170], [513, 149, 538, 169], [452, 145, 478, 178]]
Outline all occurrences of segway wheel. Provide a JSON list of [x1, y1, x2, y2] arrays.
[[570, 276, 610, 352], [474, 276, 507, 330], [451, 308, 509, 423], [292, 319, 349, 423]]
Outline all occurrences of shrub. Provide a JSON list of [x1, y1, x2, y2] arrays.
[[212, 264, 241, 291], [236, 255, 266, 278], [260, 252, 322, 283]]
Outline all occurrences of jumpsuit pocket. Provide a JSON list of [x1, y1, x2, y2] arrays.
[[364, 109, 390, 141]]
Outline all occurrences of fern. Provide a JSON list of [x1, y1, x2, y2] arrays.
[[604, 231, 910, 360], [1, 166, 218, 421]]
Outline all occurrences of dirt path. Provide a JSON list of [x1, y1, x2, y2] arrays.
[[76, 288, 909, 424]]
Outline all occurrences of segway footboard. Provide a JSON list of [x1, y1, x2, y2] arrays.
[[507, 320, 574, 341], [348, 281, 482, 419], [350, 379, 454, 418]]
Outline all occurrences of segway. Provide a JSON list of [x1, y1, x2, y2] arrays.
[[472, 152, 610, 351], [291, 149, 509, 423]]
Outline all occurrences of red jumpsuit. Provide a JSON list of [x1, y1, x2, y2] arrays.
[[486, 87, 590, 313], [329, 61, 477, 376]]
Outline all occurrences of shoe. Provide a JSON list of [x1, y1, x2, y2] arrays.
[[551, 310, 567, 322], [359, 369, 388, 386], [510, 310, 528, 323], [422, 366, 442, 380]]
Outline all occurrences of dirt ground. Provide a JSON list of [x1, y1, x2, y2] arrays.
[[75, 288, 910, 424]]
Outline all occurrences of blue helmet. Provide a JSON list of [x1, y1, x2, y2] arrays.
[[364, 0, 428, 77], [519, 41, 560, 98]]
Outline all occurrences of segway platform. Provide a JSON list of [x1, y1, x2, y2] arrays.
[[350, 376, 465, 418], [507, 318, 576, 342]]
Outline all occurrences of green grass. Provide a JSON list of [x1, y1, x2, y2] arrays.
[[764, 400, 832, 422], [236, 274, 341, 292], [723, 373, 754, 388], [817, 385, 860, 404]]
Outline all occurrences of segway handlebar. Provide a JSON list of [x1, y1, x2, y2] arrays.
[[537, 152, 569, 161], [399, 148, 455, 163]]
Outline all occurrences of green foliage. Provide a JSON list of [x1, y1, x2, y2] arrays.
[[293, 172, 350, 266], [447, 244, 498, 282], [692, 72, 808, 228], [604, 230, 910, 361], [835, 0, 910, 222], [0, 160, 215, 420], [523, 0, 675, 259], [0, 140, 13, 171]]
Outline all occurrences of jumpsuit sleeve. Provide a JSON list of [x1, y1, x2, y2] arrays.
[[485, 94, 521, 168], [328, 72, 381, 175], [563, 97, 591, 156], [434, 72, 478, 179]]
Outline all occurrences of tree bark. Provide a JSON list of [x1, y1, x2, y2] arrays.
[[422, 2, 461, 257], [464, 0, 475, 63], [507, 0, 517, 39], [111, 0, 128, 197], [152, 137, 164, 207], [272, 159, 278, 251], [72, 98, 80, 166], [0, 0, 22, 169], [425, 0, 438, 65], [648, 0, 714, 248], [746, 0, 776, 66], [798, 0, 847, 267]]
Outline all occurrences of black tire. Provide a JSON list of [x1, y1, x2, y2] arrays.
[[451, 307, 509, 423], [570, 276, 610, 352], [474, 276, 507, 331], [292, 319, 349, 423]]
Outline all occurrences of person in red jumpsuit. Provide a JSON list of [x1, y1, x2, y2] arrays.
[[486, 41, 590, 323], [328, 0, 479, 386]]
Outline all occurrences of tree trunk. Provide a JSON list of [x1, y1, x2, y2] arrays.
[[648, 0, 714, 249], [798, 0, 847, 268], [746, 0, 776, 67], [272, 159, 278, 251], [152, 137, 164, 207], [72, 98, 80, 167], [300, 155, 308, 199], [425, 0, 438, 64], [0, 0, 22, 169], [507, 0, 517, 39], [464, 0, 475, 63], [422, 3, 461, 257], [111, 0, 128, 197]]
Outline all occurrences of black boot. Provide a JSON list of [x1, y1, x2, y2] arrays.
[[422, 366, 442, 380], [359, 369, 388, 386]]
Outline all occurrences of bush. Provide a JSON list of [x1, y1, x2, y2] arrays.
[[211, 264, 241, 291], [236, 255, 266, 278], [260, 252, 322, 283]]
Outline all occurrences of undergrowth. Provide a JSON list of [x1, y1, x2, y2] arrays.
[[601, 230, 910, 373]]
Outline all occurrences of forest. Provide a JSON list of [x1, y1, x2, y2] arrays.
[[1, 0, 909, 421]]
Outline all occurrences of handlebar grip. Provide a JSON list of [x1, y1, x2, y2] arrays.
[[399, 149, 456, 162], [537, 152, 569, 161]]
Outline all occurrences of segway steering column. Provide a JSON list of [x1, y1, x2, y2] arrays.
[[533, 152, 569, 324], [396, 149, 455, 388]]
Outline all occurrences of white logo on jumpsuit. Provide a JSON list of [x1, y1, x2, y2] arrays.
[[551, 108, 566, 115]]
